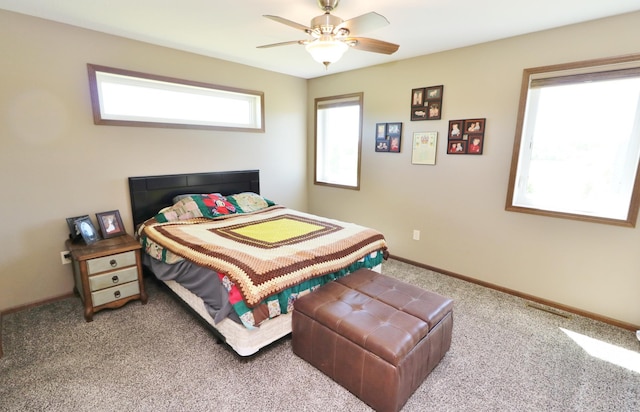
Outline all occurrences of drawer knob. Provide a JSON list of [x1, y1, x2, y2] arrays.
[[110, 259, 117, 267], [112, 275, 119, 283], [114, 290, 121, 299]]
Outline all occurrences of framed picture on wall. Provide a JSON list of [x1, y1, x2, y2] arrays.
[[412, 131, 438, 165], [375, 122, 402, 152], [410, 85, 443, 121], [447, 118, 486, 154]]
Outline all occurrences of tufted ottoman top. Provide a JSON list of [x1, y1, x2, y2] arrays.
[[294, 269, 453, 366]]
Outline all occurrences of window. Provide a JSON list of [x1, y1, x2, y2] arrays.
[[506, 55, 640, 227], [314, 93, 363, 189], [87, 64, 264, 132]]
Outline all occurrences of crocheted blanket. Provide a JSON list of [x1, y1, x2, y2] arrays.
[[141, 206, 387, 307]]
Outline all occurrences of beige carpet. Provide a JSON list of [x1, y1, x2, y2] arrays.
[[1, 258, 639, 411]]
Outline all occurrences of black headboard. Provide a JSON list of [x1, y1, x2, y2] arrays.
[[128, 170, 260, 229]]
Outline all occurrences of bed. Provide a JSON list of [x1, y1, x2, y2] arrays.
[[128, 170, 387, 356]]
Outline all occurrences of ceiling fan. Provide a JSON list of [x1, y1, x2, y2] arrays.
[[257, 0, 399, 69]]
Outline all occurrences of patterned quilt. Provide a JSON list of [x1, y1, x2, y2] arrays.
[[140, 206, 387, 308]]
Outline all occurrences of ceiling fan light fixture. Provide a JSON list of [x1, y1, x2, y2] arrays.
[[305, 38, 348, 68], [261, 1, 397, 69]]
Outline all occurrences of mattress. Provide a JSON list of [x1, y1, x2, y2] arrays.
[[161, 264, 381, 356], [162, 278, 292, 356]]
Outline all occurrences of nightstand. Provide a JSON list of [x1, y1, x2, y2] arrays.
[[66, 234, 147, 322]]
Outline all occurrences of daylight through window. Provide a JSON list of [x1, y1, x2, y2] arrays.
[[506, 55, 640, 226], [87, 64, 264, 132], [314, 93, 363, 189]]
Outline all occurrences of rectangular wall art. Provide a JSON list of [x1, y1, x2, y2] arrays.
[[447, 118, 486, 155], [412, 132, 438, 165], [375, 122, 403, 153], [411, 85, 443, 121]]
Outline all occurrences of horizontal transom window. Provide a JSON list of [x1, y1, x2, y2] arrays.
[[87, 64, 264, 132]]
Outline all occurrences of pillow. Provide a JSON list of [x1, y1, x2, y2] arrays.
[[154, 196, 206, 222], [198, 193, 237, 216], [226, 192, 275, 213], [155, 194, 236, 222], [172, 193, 209, 204]]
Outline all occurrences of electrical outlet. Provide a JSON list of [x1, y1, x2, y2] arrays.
[[60, 250, 72, 265], [412, 230, 420, 241]]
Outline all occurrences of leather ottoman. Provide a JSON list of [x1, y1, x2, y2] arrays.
[[292, 268, 453, 412]]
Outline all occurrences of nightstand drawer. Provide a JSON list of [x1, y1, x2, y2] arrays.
[[87, 251, 136, 275], [89, 266, 139, 292], [91, 281, 140, 307]]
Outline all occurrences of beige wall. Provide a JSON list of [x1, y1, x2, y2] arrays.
[[307, 11, 640, 327], [0, 10, 308, 311]]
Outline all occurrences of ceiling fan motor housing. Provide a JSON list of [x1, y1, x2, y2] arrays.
[[310, 13, 344, 36]]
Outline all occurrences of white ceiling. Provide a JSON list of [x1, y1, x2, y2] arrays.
[[2, 0, 639, 79]]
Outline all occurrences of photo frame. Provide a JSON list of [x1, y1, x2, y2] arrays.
[[375, 122, 402, 153], [375, 123, 389, 152], [75, 216, 100, 245], [411, 87, 425, 107], [447, 140, 467, 154], [464, 118, 485, 133], [448, 120, 463, 140], [96, 210, 125, 239], [66, 215, 89, 242], [412, 132, 438, 165], [425, 85, 443, 100], [387, 122, 402, 153], [411, 107, 427, 121], [375, 139, 390, 152], [467, 135, 484, 154], [387, 122, 402, 136], [389, 136, 401, 153], [410, 85, 443, 121], [426, 101, 441, 120], [448, 118, 486, 154]]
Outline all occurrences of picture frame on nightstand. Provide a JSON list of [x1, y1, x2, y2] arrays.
[[66, 215, 89, 242], [75, 216, 100, 245], [96, 210, 125, 239]]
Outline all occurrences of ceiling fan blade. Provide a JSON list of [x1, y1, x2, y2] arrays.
[[263, 15, 311, 33], [257, 40, 307, 49], [346, 37, 399, 54], [338, 12, 389, 35]]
